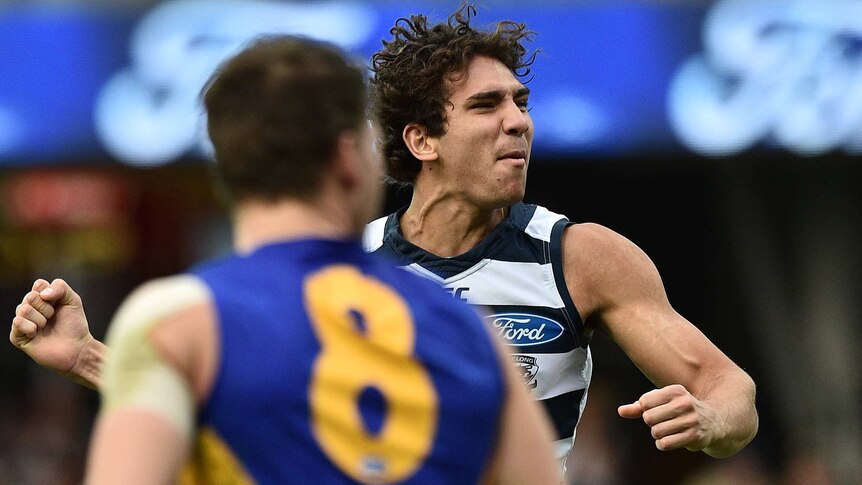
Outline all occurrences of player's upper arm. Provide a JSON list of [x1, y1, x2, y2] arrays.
[[482, 335, 561, 485], [101, 274, 215, 430], [561, 223, 744, 394], [86, 275, 215, 485], [561, 222, 671, 324]]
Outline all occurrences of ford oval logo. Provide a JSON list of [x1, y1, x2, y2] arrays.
[[486, 313, 564, 346]]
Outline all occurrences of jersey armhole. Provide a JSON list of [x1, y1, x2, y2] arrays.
[[550, 219, 588, 347]]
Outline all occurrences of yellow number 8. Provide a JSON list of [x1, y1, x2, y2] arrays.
[[305, 265, 439, 483]]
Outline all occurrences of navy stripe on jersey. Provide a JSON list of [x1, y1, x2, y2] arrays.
[[377, 205, 555, 276], [544, 389, 587, 440], [550, 218, 587, 346]]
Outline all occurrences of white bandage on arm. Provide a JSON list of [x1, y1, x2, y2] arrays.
[[101, 275, 212, 439]]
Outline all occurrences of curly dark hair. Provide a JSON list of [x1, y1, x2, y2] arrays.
[[370, 4, 536, 186]]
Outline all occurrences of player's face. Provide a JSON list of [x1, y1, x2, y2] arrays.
[[431, 56, 533, 209]]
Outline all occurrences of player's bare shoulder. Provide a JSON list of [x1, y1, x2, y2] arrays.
[[560, 222, 666, 316], [109, 275, 212, 339], [107, 275, 217, 394], [562, 222, 651, 266]]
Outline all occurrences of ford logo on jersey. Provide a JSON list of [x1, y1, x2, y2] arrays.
[[487, 313, 564, 346]]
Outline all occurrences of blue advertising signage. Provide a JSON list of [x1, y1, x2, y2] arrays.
[[1, 0, 859, 167]]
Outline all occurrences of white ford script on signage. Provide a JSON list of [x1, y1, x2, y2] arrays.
[[668, 0, 862, 156], [94, 0, 376, 166]]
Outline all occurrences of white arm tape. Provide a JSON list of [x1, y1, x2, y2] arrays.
[[101, 275, 212, 439]]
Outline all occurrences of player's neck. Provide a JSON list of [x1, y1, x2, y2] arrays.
[[401, 189, 508, 258], [232, 198, 359, 254]]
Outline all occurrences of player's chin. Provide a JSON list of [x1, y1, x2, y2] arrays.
[[497, 184, 526, 206]]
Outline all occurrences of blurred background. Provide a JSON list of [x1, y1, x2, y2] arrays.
[[1, 0, 860, 483]]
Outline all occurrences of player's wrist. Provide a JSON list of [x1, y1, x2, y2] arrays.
[[67, 335, 108, 390]]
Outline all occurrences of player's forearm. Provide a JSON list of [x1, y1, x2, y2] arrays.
[[700, 370, 758, 458], [66, 336, 109, 390]]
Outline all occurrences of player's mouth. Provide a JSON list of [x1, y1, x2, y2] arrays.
[[497, 149, 527, 167]]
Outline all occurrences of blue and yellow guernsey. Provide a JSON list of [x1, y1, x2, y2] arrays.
[[186, 239, 504, 484], [364, 203, 593, 461]]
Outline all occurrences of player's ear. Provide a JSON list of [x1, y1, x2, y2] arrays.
[[403, 123, 439, 162], [331, 130, 362, 188]]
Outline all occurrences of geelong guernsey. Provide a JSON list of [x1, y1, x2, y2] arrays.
[[364, 203, 593, 459]]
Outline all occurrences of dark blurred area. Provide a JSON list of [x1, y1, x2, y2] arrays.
[[2, 1, 861, 484]]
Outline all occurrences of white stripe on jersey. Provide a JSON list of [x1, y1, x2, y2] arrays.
[[403, 259, 566, 308], [362, 216, 387, 252], [527, 347, 592, 400], [524, 207, 565, 242]]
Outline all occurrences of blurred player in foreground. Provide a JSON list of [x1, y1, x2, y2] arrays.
[[15, 35, 560, 484]]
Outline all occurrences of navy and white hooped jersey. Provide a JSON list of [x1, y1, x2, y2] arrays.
[[364, 203, 593, 456], [189, 239, 505, 484]]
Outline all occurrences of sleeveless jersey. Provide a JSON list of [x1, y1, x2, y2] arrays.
[[364, 203, 593, 457], [187, 239, 505, 484]]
